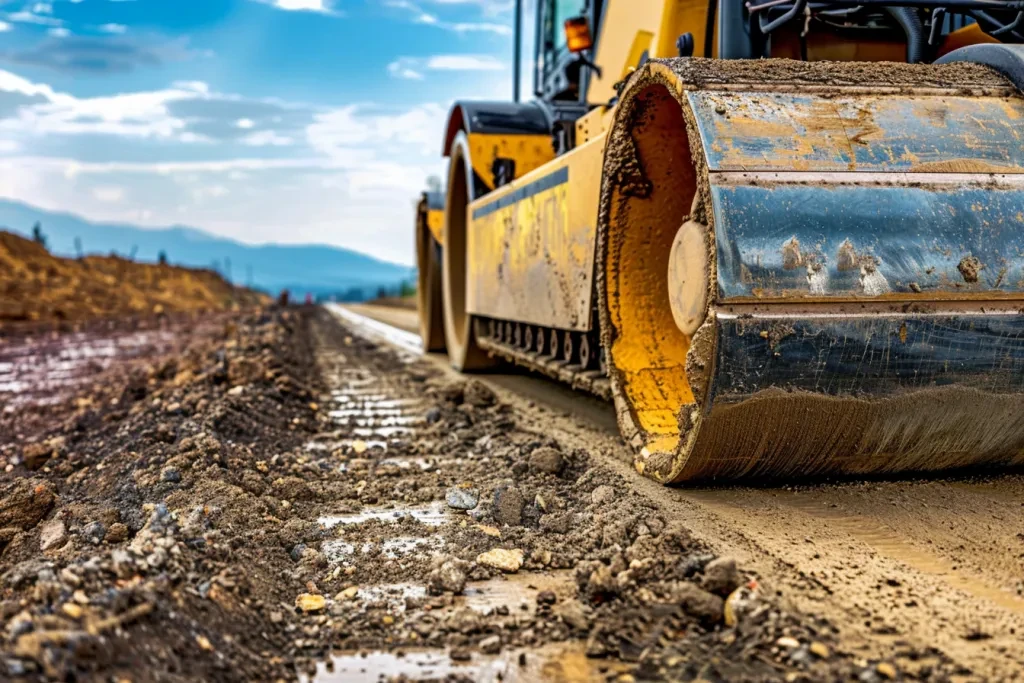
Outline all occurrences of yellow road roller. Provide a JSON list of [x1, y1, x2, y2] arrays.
[[417, 0, 1024, 483]]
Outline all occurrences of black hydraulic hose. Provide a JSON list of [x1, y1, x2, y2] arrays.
[[886, 6, 925, 63]]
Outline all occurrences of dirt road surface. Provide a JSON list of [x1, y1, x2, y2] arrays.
[[1, 303, 1021, 682], [345, 302, 1024, 682]]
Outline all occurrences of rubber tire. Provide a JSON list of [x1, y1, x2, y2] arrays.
[[416, 221, 446, 352], [442, 132, 496, 372]]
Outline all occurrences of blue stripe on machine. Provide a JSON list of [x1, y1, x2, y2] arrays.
[[471, 166, 569, 220]]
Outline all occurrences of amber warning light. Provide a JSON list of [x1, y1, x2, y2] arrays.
[[564, 16, 593, 53]]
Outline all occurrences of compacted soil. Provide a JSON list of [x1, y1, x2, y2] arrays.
[[0, 307, 980, 682]]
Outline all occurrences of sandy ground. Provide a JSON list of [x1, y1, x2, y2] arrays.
[[346, 303, 1024, 682]]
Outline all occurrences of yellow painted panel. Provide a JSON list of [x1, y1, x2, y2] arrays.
[[466, 134, 606, 330], [588, 0, 712, 105], [467, 133, 556, 192], [426, 209, 444, 245]]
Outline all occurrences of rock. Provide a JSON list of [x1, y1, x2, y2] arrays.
[[554, 599, 590, 631], [463, 380, 496, 408], [111, 550, 135, 579], [528, 447, 565, 475], [59, 567, 81, 587], [425, 407, 442, 424], [539, 513, 572, 535], [295, 593, 326, 613], [476, 548, 524, 573], [428, 559, 468, 595], [22, 443, 53, 470], [777, 637, 801, 649], [336, 586, 359, 600], [196, 635, 214, 651], [674, 582, 724, 625], [810, 642, 830, 659], [146, 547, 168, 569], [61, 603, 83, 620], [723, 583, 761, 627], [105, 523, 129, 544], [536, 590, 557, 606], [39, 520, 67, 552], [446, 485, 480, 511], [876, 663, 897, 680], [0, 479, 56, 530], [585, 565, 616, 596], [702, 557, 740, 596], [479, 635, 501, 655], [591, 485, 616, 505], [681, 553, 716, 577], [82, 522, 106, 544], [161, 467, 182, 483], [2, 559, 53, 589], [585, 630, 607, 658], [475, 524, 501, 538], [290, 543, 307, 562], [493, 486, 524, 526]]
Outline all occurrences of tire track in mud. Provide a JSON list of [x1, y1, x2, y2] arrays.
[[340, 303, 1024, 681], [307, 309, 619, 683]]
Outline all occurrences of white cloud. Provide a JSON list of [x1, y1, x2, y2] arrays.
[[0, 71, 222, 141], [0, 21, 11, 32], [47, 26, 70, 37], [98, 23, 127, 34], [305, 103, 447, 159], [388, 54, 504, 80], [426, 54, 503, 70], [92, 185, 124, 203], [254, 0, 340, 14], [31, 2, 53, 14], [241, 130, 294, 147], [385, 0, 511, 35], [0, 66, 506, 265], [6, 9, 63, 26], [192, 184, 229, 202]]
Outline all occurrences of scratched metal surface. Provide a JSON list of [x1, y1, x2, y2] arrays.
[[687, 91, 1024, 173], [710, 313, 1024, 401], [711, 183, 1024, 299]]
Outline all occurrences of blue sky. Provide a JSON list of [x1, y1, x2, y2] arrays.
[[0, 0, 532, 264]]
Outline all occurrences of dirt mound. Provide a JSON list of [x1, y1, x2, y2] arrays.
[[0, 231, 266, 326]]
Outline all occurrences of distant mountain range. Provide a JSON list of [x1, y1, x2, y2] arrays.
[[0, 199, 414, 300]]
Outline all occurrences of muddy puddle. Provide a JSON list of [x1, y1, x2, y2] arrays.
[[307, 643, 624, 683], [0, 328, 177, 408], [320, 502, 449, 529]]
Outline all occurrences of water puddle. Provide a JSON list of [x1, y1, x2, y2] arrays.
[[319, 502, 448, 529], [351, 426, 413, 438], [382, 536, 443, 558], [462, 572, 574, 615], [375, 457, 448, 472], [321, 536, 444, 562], [329, 415, 423, 428], [357, 583, 427, 606], [0, 329, 177, 407], [307, 643, 623, 683]]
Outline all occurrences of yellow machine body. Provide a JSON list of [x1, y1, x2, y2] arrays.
[[419, 0, 1024, 482]]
